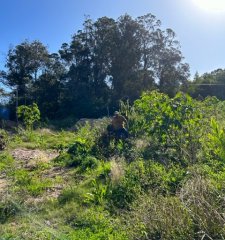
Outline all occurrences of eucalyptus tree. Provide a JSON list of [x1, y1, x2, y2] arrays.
[[109, 14, 142, 101], [59, 13, 190, 117], [151, 28, 190, 96], [32, 52, 67, 118], [2, 40, 50, 105], [137, 14, 190, 97], [59, 17, 114, 117]]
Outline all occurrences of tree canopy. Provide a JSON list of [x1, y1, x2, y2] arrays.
[[186, 69, 225, 100], [0, 13, 190, 120]]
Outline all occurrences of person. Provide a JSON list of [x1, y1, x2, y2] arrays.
[[107, 111, 128, 139]]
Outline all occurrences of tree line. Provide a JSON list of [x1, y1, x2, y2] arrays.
[[186, 69, 225, 100], [3, 13, 222, 120]]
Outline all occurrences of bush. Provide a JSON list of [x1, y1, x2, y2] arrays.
[[108, 161, 143, 209], [0, 197, 20, 224], [0, 129, 8, 150], [17, 103, 40, 131], [80, 156, 99, 172], [133, 91, 206, 165], [109, 178, 141, 209], [67, 140, 89, 156], [55, 152, 83, 167], [0, 152, 14, 172], [125, 194, 194, 240], [64, 205, 128, 240]]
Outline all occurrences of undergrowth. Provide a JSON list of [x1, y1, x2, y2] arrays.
[[1, 91, 225, 239]]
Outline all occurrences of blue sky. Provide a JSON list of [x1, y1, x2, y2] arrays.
[[1, 0, 225, 78]]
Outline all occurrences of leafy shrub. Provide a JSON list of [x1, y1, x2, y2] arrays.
[[203, 118, 225, 162], [55, 126, 100, 169], [109, 178, 140, 209], [80, 156, 99, 172], [55, 152, 83, 167], [17, 103, 40, 131], [133, 91, 205, 165], [67, 140, 89, 156], [55, 139, 89, 167], [55, 152, 99, 171], [140, 161, 170, 194], [96, 162, 111, 181]]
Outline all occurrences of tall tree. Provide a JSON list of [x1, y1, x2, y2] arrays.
[[0, 14, 190, 120], [186, 69, 225, 100], [109, 14, 142, 101], [59, 14, 190, 117], [32, 53, 66, 118], [59, 17, 112, 117], [2, 40, 49, 105], [149, 28, 190, 96]]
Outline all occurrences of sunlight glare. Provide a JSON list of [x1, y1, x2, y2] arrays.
[[193, 0, 225, 12]]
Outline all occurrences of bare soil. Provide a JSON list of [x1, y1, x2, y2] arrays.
[[11, 148, 59, 169]]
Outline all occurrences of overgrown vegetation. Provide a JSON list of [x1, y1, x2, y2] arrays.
[[0, 13, 189, 120], [17, 103, 40, 131], [1, 91, 225, 239]]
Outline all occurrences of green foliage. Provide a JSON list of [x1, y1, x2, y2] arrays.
[[26, 177, 53, 196], [9, 128, 77, 150], [17, 103, 40, 131], [0, 196, 21, 224], [0, 152, 14, 172], [54, 152, 79, 167], [108, 161, 143, 209], [3, 13, 189, 120], [58, 187, 86, 205], [203, 118, 225, 161], [3, 91, 225, 239], [2, 40, 50, 110], [88, 179, 108, 205], [126, 195, 194, 240], [0, 129, 9, 150], [187, 68, 225, 100], [133, 91, 205, 164], [13, 169, 32, 186], [67, 139, 89, 155], [12, 169, 53, 196], [55, 124, 100, 169], [80, 156, 99, 172], [64, 205, 128, 240]]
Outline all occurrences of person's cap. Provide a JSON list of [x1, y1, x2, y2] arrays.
[[114, 111, 119, 115]]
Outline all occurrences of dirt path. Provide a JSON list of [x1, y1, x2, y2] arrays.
[[11, 148, 59, 169]]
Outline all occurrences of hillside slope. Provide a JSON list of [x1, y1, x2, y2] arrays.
[[1, 91, 225, 239]]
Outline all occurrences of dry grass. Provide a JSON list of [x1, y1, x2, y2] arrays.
[[109, 157, 125, 183], [179, 175, 225, 239]]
